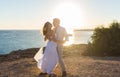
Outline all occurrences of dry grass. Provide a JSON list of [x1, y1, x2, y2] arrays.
[[0, 44, 120, 77]]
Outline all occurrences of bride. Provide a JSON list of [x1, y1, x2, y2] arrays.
[[34, 22, 58, 77]]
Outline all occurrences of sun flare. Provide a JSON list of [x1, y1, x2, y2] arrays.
[[52, 1, 84, 46], [64, 36, 74, 46], [52, 2, 84, 29]]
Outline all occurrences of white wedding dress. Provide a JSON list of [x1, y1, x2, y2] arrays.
[[34, 40, 58, 74]]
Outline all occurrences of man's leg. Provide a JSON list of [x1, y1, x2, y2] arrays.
[[57, 45, 66, 76]]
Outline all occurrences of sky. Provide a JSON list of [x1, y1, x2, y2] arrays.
[[0, 0, 120, 30]]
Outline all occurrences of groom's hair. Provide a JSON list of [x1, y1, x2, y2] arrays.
[[53, 18, 60, 24]]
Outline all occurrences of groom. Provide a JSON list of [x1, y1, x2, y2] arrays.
[[53, 18, 68, 77]]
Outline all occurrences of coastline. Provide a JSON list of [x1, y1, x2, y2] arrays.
[[0, 44, 87, 63], [1, 44, 120, 77], [0, 48, 39, 63]]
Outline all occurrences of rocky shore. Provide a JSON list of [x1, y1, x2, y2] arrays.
[[0, 44, 120, 77], [0, 48, 39, 63]]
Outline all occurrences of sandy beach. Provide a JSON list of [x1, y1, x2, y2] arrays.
[[0, 44, 120, 77]]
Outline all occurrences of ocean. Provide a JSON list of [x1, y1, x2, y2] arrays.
[[0, 30, 93, 54], [73, 30, 93, 44]]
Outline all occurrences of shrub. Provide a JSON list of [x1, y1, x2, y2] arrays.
[[82, 22, 120, 56]]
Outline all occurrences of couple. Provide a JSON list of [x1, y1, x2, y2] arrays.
[[34, 18, 68, 77]]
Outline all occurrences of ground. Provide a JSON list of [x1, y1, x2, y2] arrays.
[[0, 44, 120, 77]]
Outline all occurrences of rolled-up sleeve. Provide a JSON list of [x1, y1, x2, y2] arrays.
[[63, 28, 69, 41]]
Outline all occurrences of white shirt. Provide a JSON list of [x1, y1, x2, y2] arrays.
[[55, 26, 68, 41]]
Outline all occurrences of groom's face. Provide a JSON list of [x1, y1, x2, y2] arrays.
[[53, 21, 58, 28], [53, 19, 60, 28]]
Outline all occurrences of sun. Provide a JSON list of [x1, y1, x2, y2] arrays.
[[52, 1, 84, 46], [52, 1, 84, 30]]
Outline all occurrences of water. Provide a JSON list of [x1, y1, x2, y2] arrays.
[[0, 30, 45, 54], [73, 30, 93, 44], [0, 30, 93, 54]]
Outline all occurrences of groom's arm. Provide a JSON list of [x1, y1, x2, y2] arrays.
[[64, 29, 69, 41]]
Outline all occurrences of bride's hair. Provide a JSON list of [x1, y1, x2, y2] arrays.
[[43, 22, 52, 36]]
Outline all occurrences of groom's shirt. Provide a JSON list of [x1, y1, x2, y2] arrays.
[[55, 26, 68, 42]]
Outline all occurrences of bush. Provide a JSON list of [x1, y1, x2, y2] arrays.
[[82, 22, 120, 56]]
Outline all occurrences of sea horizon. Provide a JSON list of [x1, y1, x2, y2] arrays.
[[0, 30, 93, 54]]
